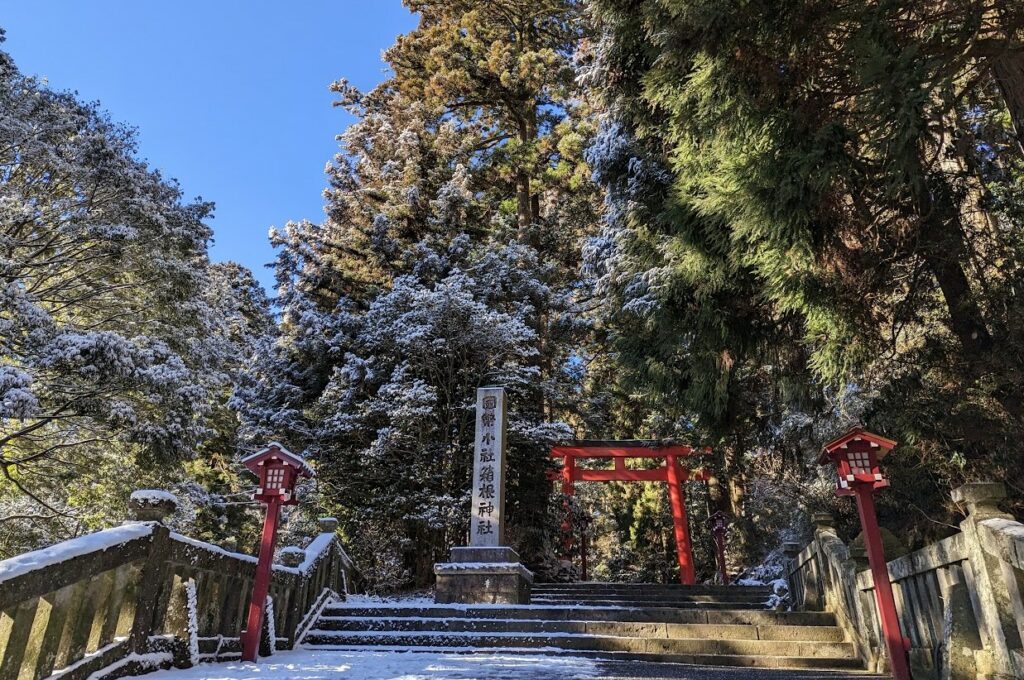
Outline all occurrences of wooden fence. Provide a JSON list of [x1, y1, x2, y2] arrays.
[[786, 482, 1024, 679], [0, 502, 361, 680]]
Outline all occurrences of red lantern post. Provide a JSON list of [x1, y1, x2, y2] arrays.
[[709, 511, 730, 585], [240, 443, 314, 662], [819, 428, 910, 680]]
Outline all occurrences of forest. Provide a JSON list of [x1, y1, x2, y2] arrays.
[[2, 0, 1023, 589]]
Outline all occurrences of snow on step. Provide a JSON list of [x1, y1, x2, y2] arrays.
[[116, 648, 607, 679], [303, 585, 864, 672]]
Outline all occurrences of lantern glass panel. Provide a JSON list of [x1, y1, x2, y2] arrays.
[[265, 467, 286, 491], [849, 451, 872, 475]]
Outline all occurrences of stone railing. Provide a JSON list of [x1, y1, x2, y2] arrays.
[[0, 495, 361, 680], [786, 483, 1024, 679]]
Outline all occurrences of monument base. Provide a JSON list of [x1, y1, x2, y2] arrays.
[[434, 546, 533, 604]]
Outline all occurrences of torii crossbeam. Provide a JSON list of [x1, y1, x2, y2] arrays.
[[550, 440, 709, 584]]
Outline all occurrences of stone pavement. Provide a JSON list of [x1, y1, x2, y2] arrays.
[[593, 660, 882, 679], [125, 649, 885, 680]]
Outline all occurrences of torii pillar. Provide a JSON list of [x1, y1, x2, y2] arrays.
[[551, 441, 705, 585]]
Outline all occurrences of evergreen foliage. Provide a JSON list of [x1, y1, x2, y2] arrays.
[[5, 1, 1024, 584], [587, 0, 1024, 555], [0, 35, 269, 557], [235, 0, 600, 586]]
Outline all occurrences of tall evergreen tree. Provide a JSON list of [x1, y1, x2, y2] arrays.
[[237, 0, 601, 586], [588, 0, 1024, 549]]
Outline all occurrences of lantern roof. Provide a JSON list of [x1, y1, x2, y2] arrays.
[[241, 442, 315, 478], [818, 427, 897, 465]]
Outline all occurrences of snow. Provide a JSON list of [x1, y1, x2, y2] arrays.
[[185, 579, 200, 665], [240, 442, 315, 476], [0, 523, 153, 583], [131, 490, 178, 505], [308, 630, 616, 640], [50, 639, 128, 678], [169, 532, 257, 564], [297, 533, 335, 572], [334, 594, 640, 612], [117, 648, 600, 679], [87, 651, 172, 679], [265, 596, 277, 654], [280, 546, 305, 560], [296, 590, 340, 644]]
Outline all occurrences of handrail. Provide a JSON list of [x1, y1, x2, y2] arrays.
[[0, 524, 154, 611], [786, 482, 1024, 679], [0, 501, 361, 680]]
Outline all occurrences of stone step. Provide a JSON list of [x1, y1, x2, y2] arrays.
[[322, 606, 839, 627], [530, 598, 765, 610], [302, 631, 857, 662], [315, 616, 847, 641], [530, 593, 768, 603], [302, 644, 864, 671], [529, 592, 769, 602], [532, 584, 771, 595]]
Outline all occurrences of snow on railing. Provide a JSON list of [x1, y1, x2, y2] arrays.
[[786, 482, 1024, 679], [0, 523, 153, 584], [0, 493, 361, 680]]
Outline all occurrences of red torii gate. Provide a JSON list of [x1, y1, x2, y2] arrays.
[[550, 440, 709, 585]]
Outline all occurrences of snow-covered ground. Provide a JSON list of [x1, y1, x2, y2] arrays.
[[122, 648, 601, 679]]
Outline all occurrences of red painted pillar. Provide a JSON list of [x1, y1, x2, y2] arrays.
[[665, 454, 696, 585], [241, 495, 282, 661], [854, 485, 911, 680], [560, 454, 576, 558]]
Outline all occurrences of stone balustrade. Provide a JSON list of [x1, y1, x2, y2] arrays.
[[786, 482, 1024, 679], [0, 494, 361, 680]]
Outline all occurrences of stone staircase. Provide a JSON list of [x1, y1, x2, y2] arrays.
[[303, 582, 866, 671]]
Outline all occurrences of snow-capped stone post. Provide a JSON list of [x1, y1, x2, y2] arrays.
[[128, 490, 178, 523], [239, 442, 314, 662], [434, 386, 533, 604], [819, 427, 910, 680]]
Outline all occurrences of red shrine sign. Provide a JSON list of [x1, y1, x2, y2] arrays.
[[550, 440, 709, 584]]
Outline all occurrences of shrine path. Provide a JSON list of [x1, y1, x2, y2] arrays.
[[125, 648, 883, 679]]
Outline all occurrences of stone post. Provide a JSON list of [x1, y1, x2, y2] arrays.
[[279, 548, 305, 568], [952, 482, 1020, 678], [800, 511, 836, 611], [128, 490, 178, 524], [783, 542, 802, 607], [433, 386, 532, 604], [938, 564, 982, 680], [848, 544, 870, 572], [812, 511, 836, 537]]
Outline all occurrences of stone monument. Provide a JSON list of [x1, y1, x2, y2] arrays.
[[434, 386, 533, 604]]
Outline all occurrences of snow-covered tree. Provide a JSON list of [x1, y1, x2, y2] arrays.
[[0, 37, 271, 555], [234, 2, 603, 583]]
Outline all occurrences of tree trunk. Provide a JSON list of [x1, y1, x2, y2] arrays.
[[914, 171, 1023, 418], [719, 442, 745, 520], [916, 206, 994, 359], [515, 104, 540, 247], [991, 51, 1024, 156], [516, 168, 532, 241]]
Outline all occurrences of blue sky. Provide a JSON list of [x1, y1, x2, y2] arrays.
[[3, 1, 417, 292]]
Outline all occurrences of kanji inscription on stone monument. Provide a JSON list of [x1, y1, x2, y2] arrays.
[[470, 386, 506, 546]]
